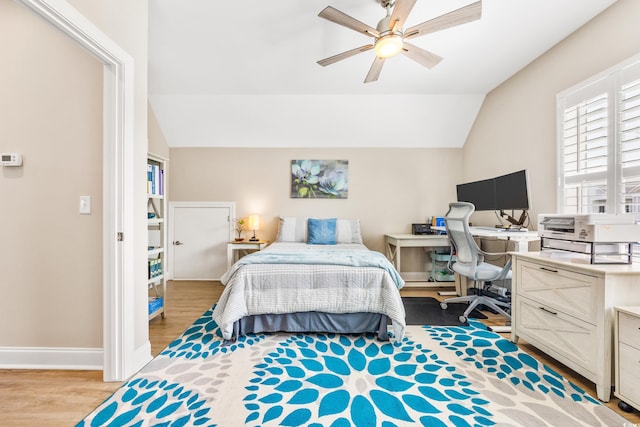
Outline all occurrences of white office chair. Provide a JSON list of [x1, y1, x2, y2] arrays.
[[440, 202, 512, 324]]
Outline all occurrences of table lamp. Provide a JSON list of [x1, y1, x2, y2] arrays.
[[248, 214, 260, 241]]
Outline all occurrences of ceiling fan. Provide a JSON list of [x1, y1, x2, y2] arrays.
[[317, 0, 482, 83]]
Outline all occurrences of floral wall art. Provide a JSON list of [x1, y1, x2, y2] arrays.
[[291, 159, 348, 199]]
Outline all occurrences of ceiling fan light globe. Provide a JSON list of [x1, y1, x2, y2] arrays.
[[375, 34, 403, 58]]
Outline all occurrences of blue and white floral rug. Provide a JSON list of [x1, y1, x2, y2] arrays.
[[77, 308, 627, 426]]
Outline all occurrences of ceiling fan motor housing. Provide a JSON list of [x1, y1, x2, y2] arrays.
[[375, 15, 403, 58]]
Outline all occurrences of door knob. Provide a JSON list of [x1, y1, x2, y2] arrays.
[[174, 241, 183, 245]]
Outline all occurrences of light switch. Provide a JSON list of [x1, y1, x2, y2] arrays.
[[80, 196, 91, 214]]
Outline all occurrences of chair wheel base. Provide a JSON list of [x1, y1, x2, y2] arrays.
[[440, 302, 448, 309], [459, 315, 467, 323], [618, 401, 634, 413]]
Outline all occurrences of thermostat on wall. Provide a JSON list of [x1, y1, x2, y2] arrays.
[[1, 153, 22, 167]]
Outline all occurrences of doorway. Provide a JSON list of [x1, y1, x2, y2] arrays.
[[168, 202, 234, 280], [17, 0, 136, 381]]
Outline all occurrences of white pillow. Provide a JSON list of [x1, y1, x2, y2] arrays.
[[336, 219, 363, 244], [276, 217, 308, 242]]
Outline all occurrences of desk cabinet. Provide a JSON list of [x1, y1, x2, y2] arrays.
[[511, 252, 640, 402], [384, 234, 451, 287], [614, 306, 640, 411]]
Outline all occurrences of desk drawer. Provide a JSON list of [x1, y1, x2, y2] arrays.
[[517, 260, 598, 325], [618, 311, 640, 350], [516, 296, 597, 376], [617, 342, 640, 404]]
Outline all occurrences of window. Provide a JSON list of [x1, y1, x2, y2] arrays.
[[557, 54, 640, 221]]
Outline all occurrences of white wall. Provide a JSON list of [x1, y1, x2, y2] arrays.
[[150, 94, 485, 148]]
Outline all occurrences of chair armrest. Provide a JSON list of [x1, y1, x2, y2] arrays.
[[478, 249, 511, 258], [446, 243, 456, 272]]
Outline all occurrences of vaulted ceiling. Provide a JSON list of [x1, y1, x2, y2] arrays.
[[148, 0, 617, 148]]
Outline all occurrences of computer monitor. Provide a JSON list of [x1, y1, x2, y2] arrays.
[[494, 170, 530, 211], [456, 178, 496, 211], [456, 169, 530, 226]]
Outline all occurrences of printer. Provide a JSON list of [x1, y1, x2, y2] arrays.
[[538, 213, 640, 242], [538, 213, 640, 263]]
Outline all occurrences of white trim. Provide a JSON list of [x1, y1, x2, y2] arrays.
[[0, 347, 103, 370], [17, 0, 138, 381], [167, 202, 235, 280], [557, 51, 640, 101], [132, 341, 152, 375]]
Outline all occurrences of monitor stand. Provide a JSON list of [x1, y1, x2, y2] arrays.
[[499, 210, 528, 227]]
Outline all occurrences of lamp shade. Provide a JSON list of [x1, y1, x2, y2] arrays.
[[374, 34, 403, 58], [248, 214, 260, 231]]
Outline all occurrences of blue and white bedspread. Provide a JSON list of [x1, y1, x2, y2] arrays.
[[213, 242, 406, 341]]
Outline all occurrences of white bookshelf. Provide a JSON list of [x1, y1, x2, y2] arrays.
[[147, 153, 167, 320]]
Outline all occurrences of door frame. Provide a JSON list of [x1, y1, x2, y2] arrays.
[[19, 0, 136, 381], [168, 201, 235, 280]]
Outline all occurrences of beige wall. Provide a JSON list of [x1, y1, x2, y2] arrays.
[[0, 0, 149, 358], [462, 0, 640, 228], [169, 148, 462, 267], [0, 0, 103, 347]]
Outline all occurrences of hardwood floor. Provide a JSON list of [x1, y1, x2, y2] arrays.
[[0, 281, 221, 427], [0, 281, 638, 426]]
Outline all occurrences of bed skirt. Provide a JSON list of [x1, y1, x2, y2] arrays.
[[230, 312, 390, 342]]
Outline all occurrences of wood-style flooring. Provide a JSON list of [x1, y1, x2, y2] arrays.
[[0, 281, 638, 426]]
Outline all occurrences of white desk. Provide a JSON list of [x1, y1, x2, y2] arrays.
[[384, 234, 451, 287], [432, 226, 539, 252]]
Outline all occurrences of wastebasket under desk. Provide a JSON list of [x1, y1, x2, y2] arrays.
[[384, 233, 452, 287]]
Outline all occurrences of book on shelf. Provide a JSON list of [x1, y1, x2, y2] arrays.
[[148, 297, 163, 315], [148, 258, 163, 279], [147, 163, 164, 196]]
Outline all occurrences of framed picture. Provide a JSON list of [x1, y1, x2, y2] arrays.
[[291, 159, 348, 199]]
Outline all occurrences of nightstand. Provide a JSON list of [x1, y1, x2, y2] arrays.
[[227, 240, 268, 269]]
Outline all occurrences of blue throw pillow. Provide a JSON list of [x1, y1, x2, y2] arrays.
[[307, 218, 337, 245]]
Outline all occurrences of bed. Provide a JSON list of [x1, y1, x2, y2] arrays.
[[212, 217, 406, 342]]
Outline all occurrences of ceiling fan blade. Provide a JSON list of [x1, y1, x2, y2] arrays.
[[404, 1, 482, 39], [388, 0, 417, 31], [318, 6, 379, 37], [364, 57, 385, 83], [401, 42, 443, 69], [317, 44, 374, 67]]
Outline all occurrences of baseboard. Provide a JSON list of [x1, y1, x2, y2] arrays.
[[0, 346, 103, 370]]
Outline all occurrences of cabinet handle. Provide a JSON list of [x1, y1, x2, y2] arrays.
[[174, 241, 183, 246], [539, 307, 558, 316], [540, 267, 558, 273]]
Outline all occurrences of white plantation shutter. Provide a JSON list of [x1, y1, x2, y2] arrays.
[[560, 91, 609, 214], [618, 63, 640, 217], [557, 53, 640, 223]]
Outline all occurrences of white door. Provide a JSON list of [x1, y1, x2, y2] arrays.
[[169, 202, 234, 280]]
